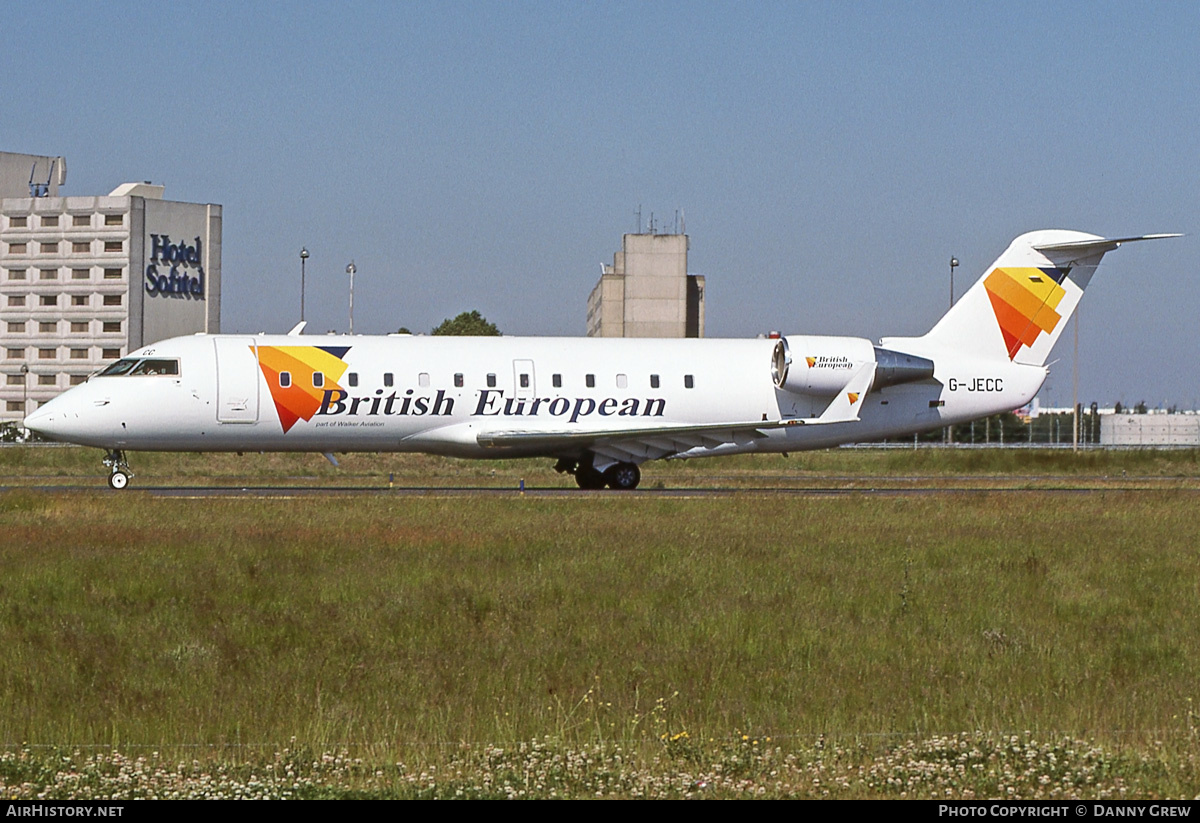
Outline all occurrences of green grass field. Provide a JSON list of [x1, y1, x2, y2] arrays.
[[1, 447, 1198, 798]]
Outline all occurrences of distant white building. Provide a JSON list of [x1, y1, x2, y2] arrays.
[[0, 151, 221, 422], [1101, 412, 1200, 446]]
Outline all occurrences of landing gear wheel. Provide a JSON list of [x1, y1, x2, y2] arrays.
[[102, 449, 133, 490], [604, 462, 641, 490], [575, 467, 607, 490]]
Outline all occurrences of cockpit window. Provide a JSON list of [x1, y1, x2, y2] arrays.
[[129, 359, 180, 376], [97, 358, 180, 377], [98, 358, 138, 377]]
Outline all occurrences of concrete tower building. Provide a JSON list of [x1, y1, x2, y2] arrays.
[[586, 230, 705, 338]]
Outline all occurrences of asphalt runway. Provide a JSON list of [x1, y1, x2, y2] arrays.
[[6, 482, 1198, 499]]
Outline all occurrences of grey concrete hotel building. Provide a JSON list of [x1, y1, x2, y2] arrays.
[[0, 151, 221, 422]]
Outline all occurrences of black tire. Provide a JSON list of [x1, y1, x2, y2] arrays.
[[108, 470, 130, 490], [604, 462, 641, 490], [575, 468, 607, 490]]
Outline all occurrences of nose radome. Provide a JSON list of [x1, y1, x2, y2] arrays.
[[22, 394, 77, 441], [23, 403, 60, 438]]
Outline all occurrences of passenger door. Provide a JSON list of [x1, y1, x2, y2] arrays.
[[214, 338, 260, 423]]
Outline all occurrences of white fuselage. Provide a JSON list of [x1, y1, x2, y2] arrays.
[[24, 331, 1045, 460]]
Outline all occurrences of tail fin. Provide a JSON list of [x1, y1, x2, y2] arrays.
[[921, 230, 1179, 366]]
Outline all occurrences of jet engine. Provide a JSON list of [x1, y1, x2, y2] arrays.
[[772, 336, 934, 396]]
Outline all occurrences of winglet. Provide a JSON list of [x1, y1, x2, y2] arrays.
[[287, 321, 307, 336], [816, 362, 875, 423]]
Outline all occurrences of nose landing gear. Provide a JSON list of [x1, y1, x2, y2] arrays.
[[103, 450, 133, 490]]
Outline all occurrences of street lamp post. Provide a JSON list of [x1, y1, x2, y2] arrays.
[[299, 247, 309, 322], [345, 261, 356, 335], [20, 364, 29, 438], [944, 256, 959, 445]]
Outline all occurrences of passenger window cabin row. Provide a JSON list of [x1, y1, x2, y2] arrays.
[[278, 371, 698, 391]]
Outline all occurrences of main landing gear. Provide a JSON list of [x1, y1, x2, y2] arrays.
[[103, 450, 133, 490], [555, 456, 642, 490]]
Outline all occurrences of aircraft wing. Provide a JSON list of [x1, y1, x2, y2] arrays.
[[479, 418, 809, 462], [477, 365, 874, 462]]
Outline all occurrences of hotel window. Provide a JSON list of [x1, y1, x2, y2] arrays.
[[103, 295, 122, 306], [71, 268, 89, 280], [39, 322, 56, 333], [40, 215, 59, 227], [72, 214, 91, 227], [38, 374, 55, 386], [312, 372, 324, 388], [39, 268, 57, 280], [103, 240, 123, 253], [39, 241, 58, 254], [7, 373, 23, 385], [6, 322, 24, 333], [103, 268, 122, 280], [9, 296, 25, 307], [7, 348, 24, 359], [71, 322, 88, 333], [104, 213, 123, 226], [69, 374, 86, 385], [70, 348, 88, 360], [40, 295, 57, 307], [6, 401, 23, 413], [7, 242, 26, 254], [38, 348, 55, 360], [8, 216, 27, 228], [102, 321, 121, 334], [72, 242, 90, 254], [101, 348, 120, 360], [7, 268, 26, 280], [71, 295, 88, 307]]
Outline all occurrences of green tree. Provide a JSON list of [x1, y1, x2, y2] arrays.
[[431, 310, 500, 336]]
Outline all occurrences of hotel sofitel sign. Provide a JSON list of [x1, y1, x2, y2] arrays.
[[145, 234, 204, 298]]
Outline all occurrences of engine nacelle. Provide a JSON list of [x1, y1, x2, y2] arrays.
[[772, 335, 876, 396], [772, 336, 935, 396]]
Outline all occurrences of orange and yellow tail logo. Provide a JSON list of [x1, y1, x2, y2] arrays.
[[983, 267, 1067, 359], [256, 346, 351, 433]]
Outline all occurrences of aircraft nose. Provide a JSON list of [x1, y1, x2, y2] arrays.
[[23, 390, 100, 444], [23, 401, 67, 440]]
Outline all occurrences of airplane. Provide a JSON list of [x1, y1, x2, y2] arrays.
[[22, 229, 1178, 490]]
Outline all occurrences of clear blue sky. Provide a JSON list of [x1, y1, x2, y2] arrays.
[[2, 1, 1195, 408]]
